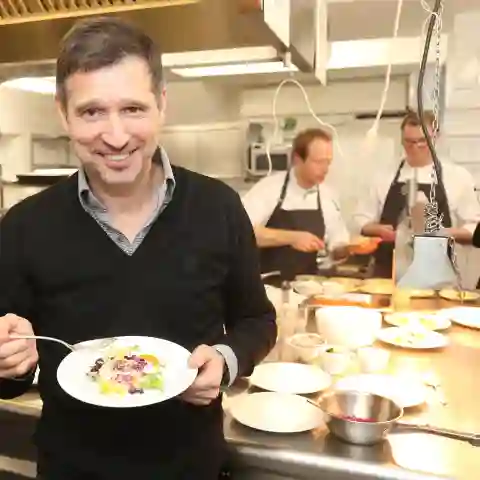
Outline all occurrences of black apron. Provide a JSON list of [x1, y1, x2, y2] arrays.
[[259, 170, 326, 284], [373, 160, 452, 278]]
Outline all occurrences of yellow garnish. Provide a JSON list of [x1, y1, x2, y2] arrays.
[[139, 354, 160, 367], [98, 378, 126, 395]]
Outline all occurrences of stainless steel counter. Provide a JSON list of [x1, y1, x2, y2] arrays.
[[224, 297, 480, 480], [1, 298, 479, 479]]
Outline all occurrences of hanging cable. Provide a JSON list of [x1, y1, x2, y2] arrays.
[[360, 0, 404, 170], [262, 0, 406, 178], [366, 0, 404, 138], [263, 77, 346, 178]]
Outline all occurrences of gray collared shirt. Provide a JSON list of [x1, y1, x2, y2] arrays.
[[78, 148, 176, 256], [77, 149, 237, 385]]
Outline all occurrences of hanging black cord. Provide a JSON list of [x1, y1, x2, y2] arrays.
[[416, 0, 442, 177]]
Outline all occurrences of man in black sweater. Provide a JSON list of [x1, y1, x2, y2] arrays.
[[0, 17, 277, 480]]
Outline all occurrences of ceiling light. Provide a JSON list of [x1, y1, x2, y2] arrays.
[[162, 46, 280, 68], [171, 62, 298, 78], [1, 77, 56, 94]]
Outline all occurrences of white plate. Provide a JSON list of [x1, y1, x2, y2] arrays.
[[291, 280, 324, 297], [439, 289, 480, 302], [57, 336, 198, 408], [229, 392, 324, 433], [250, 362, 331, 394], [384, 311, 451, 331], [334, 374, 428, 408], [376, 327, 449, 350], [439, 307, 480, 329]]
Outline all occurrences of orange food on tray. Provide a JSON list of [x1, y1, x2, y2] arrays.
[[348, 237, 382, 255], [309, 294, 373, 308]]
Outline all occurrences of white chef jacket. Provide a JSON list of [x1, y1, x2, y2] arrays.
[[242, 171, 350, 249], [352, 160, 480, 234]]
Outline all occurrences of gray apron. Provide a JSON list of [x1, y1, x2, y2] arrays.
[[259, 170, 326, 283]]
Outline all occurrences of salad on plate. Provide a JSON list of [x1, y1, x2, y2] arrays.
[[377, 326, 448, 349], [87, 344, 165, 395], [384, 311, 451, 331]]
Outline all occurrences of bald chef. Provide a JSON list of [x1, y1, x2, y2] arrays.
[[242, 128, 350, 282], [353, 110, 480, 278]]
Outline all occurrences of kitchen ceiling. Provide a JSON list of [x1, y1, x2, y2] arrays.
[[327, 0, 478, 41]]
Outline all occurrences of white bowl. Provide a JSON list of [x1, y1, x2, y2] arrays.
[[287, 333, 325, 363], [318, 345, 354, 375], [315, 306, 382, 349]]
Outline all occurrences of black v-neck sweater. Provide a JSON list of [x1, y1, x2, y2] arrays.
[[0, 167, 276, 479]]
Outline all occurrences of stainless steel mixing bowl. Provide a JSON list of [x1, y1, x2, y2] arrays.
[[318, 390, 403, 445]]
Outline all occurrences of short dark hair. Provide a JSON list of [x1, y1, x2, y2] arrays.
[[292, 128, 332, 161], [401, 109, 436, 131], [56, 16, 163, 107]]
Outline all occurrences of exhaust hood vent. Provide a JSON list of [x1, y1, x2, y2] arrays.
[[0, 0, 285, 71], [0, 0, 198, 25]]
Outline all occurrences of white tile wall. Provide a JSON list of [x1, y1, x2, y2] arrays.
[[442, 9, 480, 289]]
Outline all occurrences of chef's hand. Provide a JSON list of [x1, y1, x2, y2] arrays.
[[363, 224, 396, 243], [181, 344, 225, 406], [0, 314, 38, 379], [290, 231, 324, 252], [441, 227, 473, 245], [377, 225, 396, 243]]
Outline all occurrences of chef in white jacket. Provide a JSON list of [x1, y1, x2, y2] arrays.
[[353, 110, 480, 278], [242, 128, 350, 283]]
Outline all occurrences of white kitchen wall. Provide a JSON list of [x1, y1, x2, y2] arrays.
[[31, 137, 72, 168], [0, 134, 31, 180], [0, 87, 63, 136], [0, 86, 69, 178], [165, 81, 240, 125], [442, 10, 480, 289], [161, 122, 246, 177], [241, 78, 407, 117]]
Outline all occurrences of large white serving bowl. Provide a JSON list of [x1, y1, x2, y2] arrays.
[[315, 306, 383, 349]]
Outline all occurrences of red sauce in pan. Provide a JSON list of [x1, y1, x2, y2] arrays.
[[340, 415, 377, 423]]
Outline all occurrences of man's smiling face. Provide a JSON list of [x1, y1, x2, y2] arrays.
[[58, 55, 164, 188]]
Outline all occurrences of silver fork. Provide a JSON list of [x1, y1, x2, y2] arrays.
[[9, 335, 117, 353]]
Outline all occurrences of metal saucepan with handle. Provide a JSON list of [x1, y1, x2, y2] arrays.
[[313, 390, 480, 447]]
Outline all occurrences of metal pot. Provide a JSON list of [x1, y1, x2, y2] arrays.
[[317, 390, 480, 447]]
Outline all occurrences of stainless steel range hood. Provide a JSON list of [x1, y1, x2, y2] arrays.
[[0, 0, 324, 83], [0, 0, 197, 24], [0, 0, 286, 76]]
